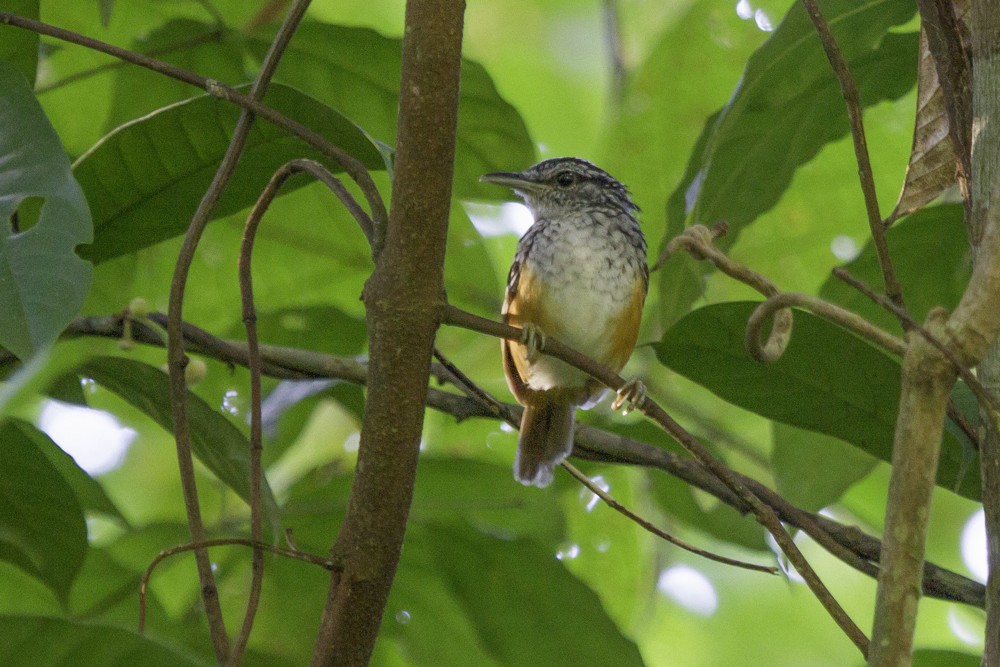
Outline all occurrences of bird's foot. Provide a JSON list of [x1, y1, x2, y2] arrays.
[[520, 323, 546, 362], [612, 378, 646, 414]]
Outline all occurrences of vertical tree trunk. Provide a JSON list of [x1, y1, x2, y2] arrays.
[[870, 7, 1000, 666], [971, 5, 1000, 665], [309, 2, 466, 665]]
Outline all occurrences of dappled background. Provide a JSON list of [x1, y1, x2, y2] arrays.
[[0, 0, 985, 665]]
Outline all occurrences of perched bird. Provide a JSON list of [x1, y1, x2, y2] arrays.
[[481, 158, 648, 487]]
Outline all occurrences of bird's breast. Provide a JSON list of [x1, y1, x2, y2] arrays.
[[513, 215, 646, 392]]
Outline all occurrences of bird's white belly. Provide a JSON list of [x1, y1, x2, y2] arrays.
[[524, 272, 623, 391]]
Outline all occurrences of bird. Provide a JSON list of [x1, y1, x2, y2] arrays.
[[480, 157, 648, 487]]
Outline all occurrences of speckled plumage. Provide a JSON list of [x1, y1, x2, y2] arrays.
[[481, 158, 647, 487]]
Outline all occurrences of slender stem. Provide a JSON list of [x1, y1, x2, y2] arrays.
[[163, 1, 311, 661], [562, 461, 777, 574], [834, 267, 1000, 420], [800, 0, 905, 319], [233, 156, 373, 663], [746, 292, 906, 359], [139, 537, 340, 634], [35, 29, 224, 94], [434, 346, 775, 573]]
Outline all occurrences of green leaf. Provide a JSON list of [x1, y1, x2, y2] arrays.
[[75, 356, 282, 535], [8, 419, 127, 522], [0, 61, 93, 359], [447, 201, 501, 312], [75, 83, 385, 264], [410, 459, 565, 542], [230, 305, 366, 354], [0, 615, 205, 666], [820, 204, 970, 335], [665, 0, 917, 318], [771, 423, 877, 512], [657, 302, 979, 500], [385, 522, 643, 667], [0, 419, 88, 602], [910, 649, 981, 667], [104, 19, 248, 131], [0, 0, 39, 85], [591, 419, 767, 551], [248, 21, 536, 199]]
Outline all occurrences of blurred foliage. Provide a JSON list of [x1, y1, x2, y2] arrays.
[[0, 0, 986, 665]]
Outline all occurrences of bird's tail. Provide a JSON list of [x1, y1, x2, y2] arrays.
[[515, 401, 575, 487]]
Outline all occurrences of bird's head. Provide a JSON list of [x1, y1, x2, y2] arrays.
[[481, 157, 638, 220]]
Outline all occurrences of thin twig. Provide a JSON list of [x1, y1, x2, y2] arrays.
[[230, 4, 315, 664], [833, 267, 1000, 419], [138, 537, 340, 633], [35, 29, 224, 94], [661, 224, 796, 362], [800, 0, 906, 322], [432, 347, 516, 423], [441, 304, 871, 656], [161, 1, 312, 660], [746, 292, 906, 359], [562, 461, 778, 574], [235, 156, 375, 662]]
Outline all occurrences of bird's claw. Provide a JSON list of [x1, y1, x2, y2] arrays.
[[521, 323, 545, 362], [612, 378, 646, 414]]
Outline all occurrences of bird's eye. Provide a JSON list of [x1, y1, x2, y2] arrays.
[[555, 172, 575, 187]]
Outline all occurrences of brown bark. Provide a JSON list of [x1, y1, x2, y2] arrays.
[[309, 2, 466, 665], [870, 5, 1000, 664]]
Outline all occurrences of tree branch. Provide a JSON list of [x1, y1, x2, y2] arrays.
[[800, 0, 906, 319], [309, 3, 466, 664], [968, 6, 1000, 663], [870, 7, 1000, 664], [36, 312, 986, 609]]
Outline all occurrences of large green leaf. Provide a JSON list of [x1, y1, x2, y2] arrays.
[[10, 418, 126, 522], [0, 61, 93, 359], [74, 356, 282, 535], [820, 204, 971, 335], [657, 302, 979, 500], [0, 419, 88, 602], [283, 458, 565, 548], [771, 422, 876, 513], [247, 21, 536, 199], [382, 522, 643, 667], [104, 19, 249, 131], [74, 83, 385, 264], [0, 615, 205, 666], [0, 0, 39, 85], [663, 0, 918, 322]]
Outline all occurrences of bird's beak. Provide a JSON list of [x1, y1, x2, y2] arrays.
[[480, 171, 544, 193]]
